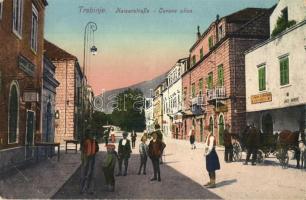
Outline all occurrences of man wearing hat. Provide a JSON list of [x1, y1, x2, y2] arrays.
[[223, 124, 233, 162], [103, 144, 118, 192], [80, 129, 99, 194], [117, 131, 132, 176]]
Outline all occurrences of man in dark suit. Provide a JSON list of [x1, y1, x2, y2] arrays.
[[117, 131, 132, 176], [244, 123, 260, 165], [223, 124, 233, 162]]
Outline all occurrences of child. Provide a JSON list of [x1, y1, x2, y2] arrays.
[[138, 136, 148, 175], [102, 144, 117, 192]]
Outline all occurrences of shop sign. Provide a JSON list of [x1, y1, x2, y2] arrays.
[[24, 91, 39, 102], [214, 105, 228, 113], [18, 55, 36, 77], [251, 92, 272, 104]]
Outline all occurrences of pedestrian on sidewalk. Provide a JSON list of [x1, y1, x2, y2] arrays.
[[244, 123, 260, 165], [148, 132, 166, 182], [224, 124, 233, 162], [131, 130, 137, 149], [138, 135, 148, 175], [80, 129, 99, 194], [189, 126, 196, 149], [117, 131, 132, 176], [204, 131, 220, 188], [110, 127, 116, 143], [104, 127, 110, 146], [152, 124, 165, 164], [102, 144, 118, 192]]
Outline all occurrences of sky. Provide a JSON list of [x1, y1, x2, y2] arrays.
[[45, 0, 278, 94]]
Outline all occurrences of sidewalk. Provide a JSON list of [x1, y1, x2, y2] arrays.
[[0, 149, 81, 199]]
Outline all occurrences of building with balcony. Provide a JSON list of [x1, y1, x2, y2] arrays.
[[153, 84, 163, 131], [0, 0, 48, 171], [144, 97, 154, 134], [245, 0, 306, 134], [182, 7, 274, 144], [162, 58, 188, 139]]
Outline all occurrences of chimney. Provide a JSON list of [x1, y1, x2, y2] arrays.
[[197, 26, 201, 39], [216, 14, 220, 22]]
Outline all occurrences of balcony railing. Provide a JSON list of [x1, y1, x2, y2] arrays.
[[207, 86, 226, 101], [191, 95, 205, 106]]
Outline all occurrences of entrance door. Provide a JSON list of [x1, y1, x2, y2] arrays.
[[46, 102, 52, 142], [26, 111, 35, 145], [262, 113, 273, 134], [25, 110, 35, 159], [218, 115, 225, 145]]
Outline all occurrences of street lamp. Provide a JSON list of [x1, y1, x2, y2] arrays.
[[81, 21, 98, 146]]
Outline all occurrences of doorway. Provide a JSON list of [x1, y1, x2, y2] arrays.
[[262, 113, 273, 134], [25, 110, 36, 159], [200, 119, 204, 142], [218, 114, 225, 145]]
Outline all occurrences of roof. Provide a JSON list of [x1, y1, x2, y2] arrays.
[[44, 40, 77, 61], [190, 7, 273, 52], [225, 8, 271, 23]]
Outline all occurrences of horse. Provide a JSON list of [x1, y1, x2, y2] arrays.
[[277, 130, 303, 168], [298, 132, 306, 169]]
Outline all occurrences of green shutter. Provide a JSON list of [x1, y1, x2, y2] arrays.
[[207, 73, 213, 89], [200, 48, 204, 59], [280, 57, 289, 86], [218, 65, 224, 86], [258, 66, 266, 91], [192, 83, 196, 97]]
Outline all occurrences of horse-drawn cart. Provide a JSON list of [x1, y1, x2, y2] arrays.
[[275, 130, 301, 168]]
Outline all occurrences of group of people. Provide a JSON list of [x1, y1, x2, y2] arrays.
[[80, 124, 166, 194]]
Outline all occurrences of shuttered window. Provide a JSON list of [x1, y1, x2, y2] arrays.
[[280, 57, 289, 86], [208, 36, 213, 50], [217, 64, 224, 86], [207, 72, 213, 89], [191, 83, 196, 98], [198, 79, 203, 96], [258, 65, 266, 91], [200, 48, 204, 59], [192, 55, 196, 66], [13, 0, 23, 37]]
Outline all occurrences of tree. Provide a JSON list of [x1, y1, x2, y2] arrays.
[[111, 88, 146, 132], [90, 111, 112, 139], [271, 12, 296, 37]]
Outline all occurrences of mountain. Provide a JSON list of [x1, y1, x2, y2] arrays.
[[93, 73, 166, 113]]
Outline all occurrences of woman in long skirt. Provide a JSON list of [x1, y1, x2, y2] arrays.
[[204, 131, 220, 188]]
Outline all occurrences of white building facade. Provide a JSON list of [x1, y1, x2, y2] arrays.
[[145, 97, 154, 133], [162, 58, 188, 138], [245, 0, 306, 133]]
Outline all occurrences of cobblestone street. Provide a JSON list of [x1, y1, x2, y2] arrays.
[[53, 136, 306, 199]]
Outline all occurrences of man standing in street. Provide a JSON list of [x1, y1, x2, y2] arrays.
[[223, 124, 233, 162], [244, 123, 260, 165], [80, 129, 99, 194], [103, 127, 110, 146], [148, 132, 166, 182], [102, 144, 118, 192], [131, 130, 137, 149], [117, 131, 132, 176]]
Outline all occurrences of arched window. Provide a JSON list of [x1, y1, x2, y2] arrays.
[[209, 116, 214, 134], [218, 114, 225, 145], [8, 81, 19, 144]]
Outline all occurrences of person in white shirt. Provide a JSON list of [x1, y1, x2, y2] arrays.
[[204, 131, 220, 188]]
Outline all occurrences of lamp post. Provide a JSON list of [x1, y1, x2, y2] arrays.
[[81, 22, 98, 146]]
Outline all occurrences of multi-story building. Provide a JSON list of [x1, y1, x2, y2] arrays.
[[153, 84, 163, 130], [144, 97, 154, 133], [0, 0, 48, 170], [162, 58, 188, 139], [44, 40, 84, 144], [245, 0, 306, 134], [182, 7, 273, 144], [41, 56, 59, 142]]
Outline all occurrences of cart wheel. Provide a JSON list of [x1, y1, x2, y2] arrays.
[[233, 141, 242, 162]]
